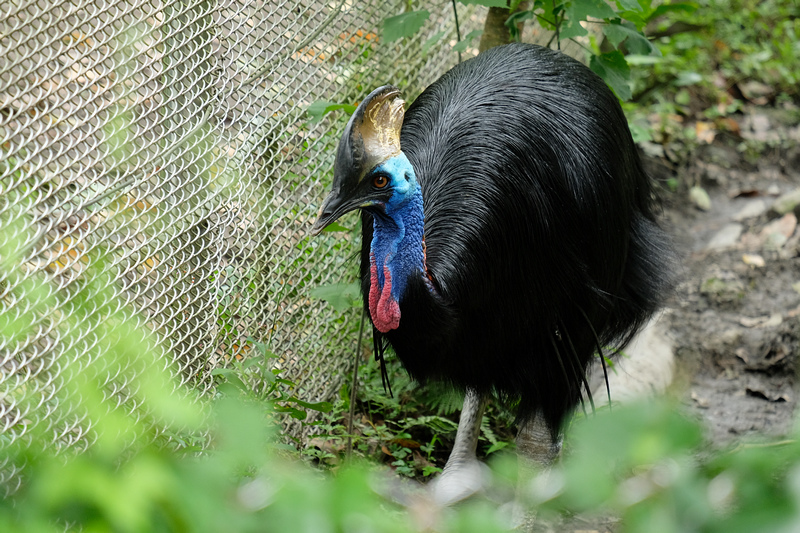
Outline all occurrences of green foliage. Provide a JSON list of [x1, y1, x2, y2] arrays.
[[591, 50, 633, 100], [0, 231, 509, 533], [422, 30, 448, 54], [460, 0, 511, 8], [379, 0, 666, 100], [211, 339, 333, 421], [383, 10, 431, 42], [6, 4, 799, 530], [703, 0, 799, 94], [309, 282, 361, 312], [560, 0, 618, 40], [603, 20, 661, 56], [305, 353, 517, 481], [630, 0, 799, 108], [454, 29, 484, 52], [536, 400, 800, 533], [620, 0, 798, 163], [306, 101, 357, 124]]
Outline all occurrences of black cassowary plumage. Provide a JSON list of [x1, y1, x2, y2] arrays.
[[319, 43, 674, 437]]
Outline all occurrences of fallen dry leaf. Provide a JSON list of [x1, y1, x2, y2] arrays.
[[742, 253, 765, 267], [739, 314, 783, 328], [761, 213, 797, 240], [696, 121, 717, 144], [390, 438, 421, 449], [691, 391, 710, 408], [716, 116, 741, 136], [730, 188, 762, 198]]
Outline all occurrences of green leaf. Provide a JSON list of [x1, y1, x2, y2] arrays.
[[624, 54, 662, 65], [383, 10, 430, 43], [422, 30, 446, 55], [306, 101, 357, 124], [590, 51, 632, 100], [422, 465, 443, 477], [617, 11, 645, 29], [615, 0, 643, 11], [274, 405, 308, 420], [571, 0, 617, 21], [533, 1, 560, 31], [309, 282, 361, 312], [241, 356, 263, 369], [485, 441, 510, 455], [506, 9, 535, 27], [212, 370, 250, 394], [627, 120, 652, 143], [560, 18, 587, 40], [675, 71, 703, 86], [453, 29, 483, 52], [602, 21, 660, 56], [289, 398, 334, 413], [648, 2, 698, 21], [506, 10, 535, 40], [563, 0, 620, 40], [459, 0, 510, 8], [322, 221, 350, 233]]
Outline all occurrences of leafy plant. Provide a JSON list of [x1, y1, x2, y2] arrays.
[[212, 338, 333, 422], [384, 10, 433, 42], [536, 399, 800, 533], [0, 221, 512, 533], [304, 350, 518, 480], [380, 0, 669, 100]]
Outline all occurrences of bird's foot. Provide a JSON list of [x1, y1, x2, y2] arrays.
[[431, 458, 490, 506]]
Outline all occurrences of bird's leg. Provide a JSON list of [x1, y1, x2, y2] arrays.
[[513, 412, 562, 531], [432, 387, 487, 505], [516, 412, 561, 468]]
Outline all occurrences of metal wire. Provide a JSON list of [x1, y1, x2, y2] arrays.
[[0, 0, 487, 490]]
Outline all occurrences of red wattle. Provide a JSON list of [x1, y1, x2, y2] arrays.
[[369, 255, 401, 333]]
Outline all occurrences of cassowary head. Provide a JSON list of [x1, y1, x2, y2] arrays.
[[311, 85, 415, 236], [312, 85, 427, 334]]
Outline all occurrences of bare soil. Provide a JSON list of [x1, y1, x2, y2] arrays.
[[664, 131, 800, 447]]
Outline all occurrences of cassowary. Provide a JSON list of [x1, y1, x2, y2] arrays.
[[312, 43, 673, 510]]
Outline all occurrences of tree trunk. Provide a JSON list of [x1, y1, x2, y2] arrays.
[[478, 2, 531, 53]]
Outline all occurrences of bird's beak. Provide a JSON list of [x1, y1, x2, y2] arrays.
[[310, 190, 358, 236]]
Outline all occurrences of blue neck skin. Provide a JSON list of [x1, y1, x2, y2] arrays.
[[370, 153, 426, 309]]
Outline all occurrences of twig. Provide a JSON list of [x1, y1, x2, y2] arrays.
[[346, 307, 367, 458], [451, 0, 462, 63]]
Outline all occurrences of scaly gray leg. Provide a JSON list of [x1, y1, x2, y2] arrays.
[[432, 387, 488, 505], [513, 412, 562, 531]]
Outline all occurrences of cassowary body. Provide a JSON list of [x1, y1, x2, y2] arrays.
[[313, 42, 673, 510]]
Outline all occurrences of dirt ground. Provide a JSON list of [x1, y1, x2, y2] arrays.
[[535, 104, 800, 532], [663, 111, 800, 447]]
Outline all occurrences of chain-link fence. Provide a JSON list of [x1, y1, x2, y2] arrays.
[[0, 0, 490, 487]]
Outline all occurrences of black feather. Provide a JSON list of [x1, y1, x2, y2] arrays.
[[358, 43, 674, 433]]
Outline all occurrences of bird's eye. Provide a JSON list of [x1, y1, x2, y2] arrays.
[[372, 175, 389, 189]]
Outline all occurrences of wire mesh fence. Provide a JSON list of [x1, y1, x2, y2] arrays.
[[0, 0, 488, 489]]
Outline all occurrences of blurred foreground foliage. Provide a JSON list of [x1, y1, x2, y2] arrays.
[[3, 216, 800, 532], [0, 217, 510, 533]]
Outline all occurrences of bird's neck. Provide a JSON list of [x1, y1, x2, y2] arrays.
[[369, 171, 426, 333]]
